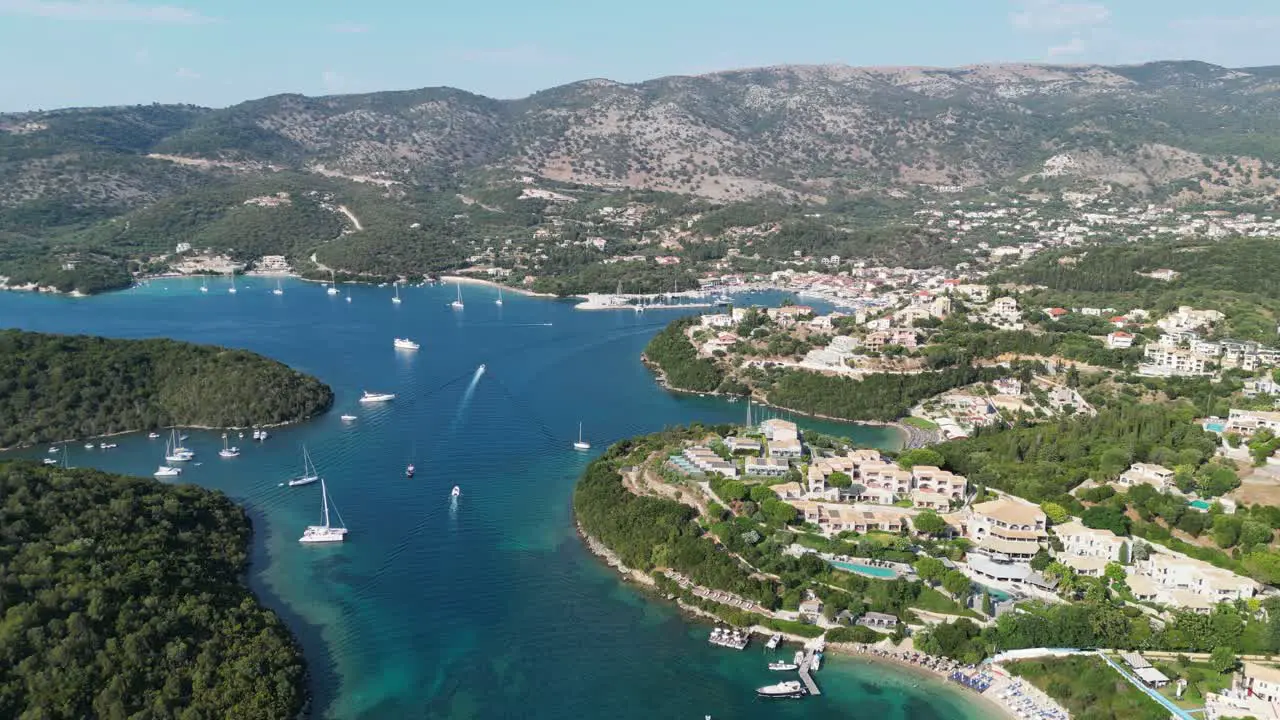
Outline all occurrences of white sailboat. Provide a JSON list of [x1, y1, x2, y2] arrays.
[[166, 428, 194, 461], [392, 282, 402, 304], [156, 437, 184, 475], [327, 270, 339, 295], [200, 276, 209, 293], [450, 283, 464, 309], [272, 279, 284, 296], [346, 292, 352, 303], [495, 286, 504, 306], [228, 271, 237, 294], [573, 422, 591, 451], [218, 433, 240, 458], [299, 478, 347, 543], [288, 446, 320, 487]]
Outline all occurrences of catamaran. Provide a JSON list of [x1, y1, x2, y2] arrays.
[[360, 390, 396, 403], [272, 279, 284, 296], [299, 477, 347, 543], [393, 338, 420, 350], [450, 283, 464, 309], [219, 433, 240, 458], [495, 286, 503, 306], [327, 270, 339, 295], [573, 422, 591, 451], [288, 446, 321, 487], [392, 282, 402, 304], [157, 436, 186, 474]]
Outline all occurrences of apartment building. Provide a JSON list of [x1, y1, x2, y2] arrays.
[[961, 498, 1047, 562], [1141, 345, 1212, 377], [744, 456, 790, 477], [1053, 519, 1127, 561], [1134, 554, 1261, 606], [682, 446, 738, 478]]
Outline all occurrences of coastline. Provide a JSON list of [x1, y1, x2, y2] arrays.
[[575, 519, 1015, 719], [439, 274, 557, 298], [1, 414, 329, 453]]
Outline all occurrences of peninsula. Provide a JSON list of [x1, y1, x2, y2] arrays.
[[0, 461, 306, 718], [0, 330, 333, 448]]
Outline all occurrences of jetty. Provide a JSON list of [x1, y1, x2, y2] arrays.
[[708, 627, 750, 650], [797, 647, 821, 696]]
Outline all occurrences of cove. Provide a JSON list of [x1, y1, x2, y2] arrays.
[[0, 279, 987, 719]]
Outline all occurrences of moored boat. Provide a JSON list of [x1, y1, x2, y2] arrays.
[[360, 391, 396, 403], [756, 680, 805, 699]]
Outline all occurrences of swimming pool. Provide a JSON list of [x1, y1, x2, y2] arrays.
[[976, 584, 1012, 602], [1205, 422, 1225, 433], [1189, 500, 1213, 511], [830, 560, 898, 579]]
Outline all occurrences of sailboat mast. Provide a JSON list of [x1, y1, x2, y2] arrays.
[[321, 479, 330, 528]]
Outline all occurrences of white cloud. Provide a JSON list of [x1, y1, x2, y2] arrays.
[[174, 66, 200, 79], [1011, 0, 1109, 32], [0, 0, 214, 23], [329, 22, 368, 33], [1047, 35, 1087, 58]]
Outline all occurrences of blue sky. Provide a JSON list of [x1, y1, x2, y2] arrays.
[[1, 0, 1277, 111]]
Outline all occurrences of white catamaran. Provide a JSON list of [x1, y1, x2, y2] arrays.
[[288, 446, 321, 487], [299, 478, 347, 543], [327, 270, 339, 295], [392, 282, 402, 304], [272, 279, 284, 296], [450, 283, 464, 309]]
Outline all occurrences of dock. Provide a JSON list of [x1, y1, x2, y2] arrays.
[[798, 648, 821, 696], [708, 627, 750, 650]]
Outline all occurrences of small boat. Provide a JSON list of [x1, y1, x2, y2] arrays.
[[451, 486, 461, 498], [47, 446, 58, 453], [767, 662, 799, 672], [154, 465, 182, 477], [477, 364, 486, 374], [218, 434, 240, 458], [147, 432, 160, 439], [327, 270, 339, 295], [228, 271, 237, 294], [360, 391, 396, 403], [178, 433, 189, 442], [405, 464, 415, 478], [162, 432, 193, 463], [42, 458, 58, 465], [392, 282, 402, 304], [257, 429, 268, 441], [340, 414, 357, 422], [811, 652, 822, 671], [573, 421, 591, 451], [252, 429, 262, 441], [200, 277, 209, 293], [288, 446, 321, 487], [766, 633, 782, 650], [495, 286, 504, 306], [272, 279, 284, 296], [100, 442, 117, 449], [299, 478, 347, 543], [393, 338, 420, 350], [756, 680, 805, 699], [450, 283, 464, 309], [84, 443, 94, 449], [346, 293, 352, 303], [238, 431, 244, 438], [793, 650, 804, 665]]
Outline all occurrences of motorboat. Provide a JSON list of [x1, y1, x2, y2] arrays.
[[451, 486, 461, 498], [405, 464, 415, 478], [154, 465, 182, 477], [43, 458, 58, 465], [477, 364, 486, 375], [767, 662, 799, 672], [99, 442, 117, 449], [393, 338, 420, 350], [573, 421, 590, 451], [257, 429, 269, 441], [288, 446, 321, 487], [811, 652, 822, 671], [756, 681, 805, 699], [84, 443, 94, 449], [47, 446, 58, 453], [360, 391, 396, 403], [340, 414, 357, 422], [252, 429, 262, 440], [765, 633, 782, 650], [147, 432, 160, 439], [299, 478, 347, 543]]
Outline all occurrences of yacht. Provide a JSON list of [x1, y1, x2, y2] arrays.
[[99, 442, 117, 449], [340, 414, 357, 422], [573, 422, 591, 451], [165, 429, 194, 462], [811, 652, 822, 671], [43, 457, 58, 465], [393, 338, 420, 350], [767, 661, 799, 672], [272, 279, 284, 296], [288, 446, 321, 487], [450, 283, 464, 309], [84, 442, 94, 449], [47, 446, 58, 453], [218, 434, 240, 458], [495, 286, 504, 306], [765, 633, 782, 650], [257, 429, 269, 441], [392, 282, 402, 304], [477, 364, 486, 374], [756, 681, 805, 699], [451, 485, 461, 498], [299, 478, 347, 543], [346, 293, 352, 303], [327, 270, 339, 295], [154, 465, 182, 477], [252, 429, 262, 441], [405, 464, 415, 478], [360, 391, 397, 403], [147, 432, 160, 439]]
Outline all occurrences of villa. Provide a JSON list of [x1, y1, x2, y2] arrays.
[[1133, 553, 1261, 606], [959, 498, 1047, 562], [1116, 463, 1178, 493], [1053, 519, 1127, 561], [745, 456, 791, 477]]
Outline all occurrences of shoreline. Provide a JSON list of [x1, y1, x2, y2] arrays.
[[439, 274, 557, 298], [1, 414, 327, 453], [575, 519, 1015, 719]]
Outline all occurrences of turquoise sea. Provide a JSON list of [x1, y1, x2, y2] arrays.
[[0, 278, 988, 720]]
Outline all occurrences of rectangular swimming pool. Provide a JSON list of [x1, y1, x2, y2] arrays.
[[1189, 499, 1212, 511], [829, 560, 898, 579]]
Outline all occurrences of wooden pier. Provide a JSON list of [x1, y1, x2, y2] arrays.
[[798, 648, 821, 696]]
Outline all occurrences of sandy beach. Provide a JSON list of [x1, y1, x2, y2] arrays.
[[440, 274, 557, 298]]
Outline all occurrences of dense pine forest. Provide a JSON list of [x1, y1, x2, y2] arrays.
[[0, 462, 306, 718], [0, 330, 333, 447]]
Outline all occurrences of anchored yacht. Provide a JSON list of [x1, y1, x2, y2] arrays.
[[360, 391, 397, 403], [755, 681, 805, 699], [393, 338, 420, 350]]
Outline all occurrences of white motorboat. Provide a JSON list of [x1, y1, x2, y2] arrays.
[[327, 270, 339, 295], [84, 443, 94, 449], [340, 414, 357, 421], [99, 442, 117, 449], [495, 286, 503, 306], [47, 446, 58, 453], [43, 458, 58, 465], [811, 652, 822, 671], [257, 429, 269, 441], [154, 465, 182, 477], [346, 293, 352, 303], [392, 282, 402, 304], [766, 633, 782, 649], [477, 364, 486, 374], [147, 432, 160, 439], [299, 477, 347, 543], [288, 446, 321, 487], [573, 421, 591, 451], [218, 434, 240, 458], [451, 486, 461, 498], [450, 283, 464, 309], [767, 662, 799, 672], [393, 338, 420, 350], [272, 279, 284, 296], [756, 681, 805, 699], [252, 429, 262, 440], [793, 650, 804, 665], [360, 391, 396, 403]]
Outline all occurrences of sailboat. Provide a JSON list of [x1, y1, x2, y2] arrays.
[[573, 422, 591, 451], [495, 286, 504, 306], [200, 276, 209, 293], [272, 279, 284, 296], [346, 292, 352, 303], [392, 282, 402, 304], [299, 478, 347, 543], [156, 437, 184, 475], [228, 271, 237, 294], [165, 429, 194, 462], [327, 270, 339, 295], [288, 446, 320, 487], [218, 433, 240, 458], [450, 283, 464, 309]]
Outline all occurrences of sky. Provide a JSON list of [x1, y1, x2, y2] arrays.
[[1, 0, 1278, 111]]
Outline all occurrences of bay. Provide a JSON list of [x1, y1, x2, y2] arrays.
[[0, 278, 988, 720]]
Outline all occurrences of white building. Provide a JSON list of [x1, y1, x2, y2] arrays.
[[1053, 519, 1127, 561]]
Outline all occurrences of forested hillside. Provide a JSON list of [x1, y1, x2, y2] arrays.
[[0, 462, 306, 719], [0, 330, 333, 447]]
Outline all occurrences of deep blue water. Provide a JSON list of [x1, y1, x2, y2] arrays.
[[0, 279, 987, 720]]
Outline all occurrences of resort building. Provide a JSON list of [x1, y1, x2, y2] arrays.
[[1061, 555, 1108, 577], [1133, 553, 1261, 607], [1115, 463, 1179, 493], [960, 498, 1048, 562], [857, 612, 900, 631], [1226, 408, 1280, 438], [770, 482, 806, 500], [744, 456, 791, 478], [724, 436, 763, 454], [1241, 662, 1280, 705], [681, 446, 738, 478], [909, 466, 967, 509], [1140, 345, 1213, 377], [768, 438, 804, 460], [1053, 520, 1127, 561], [760, 419, 800, 442]]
